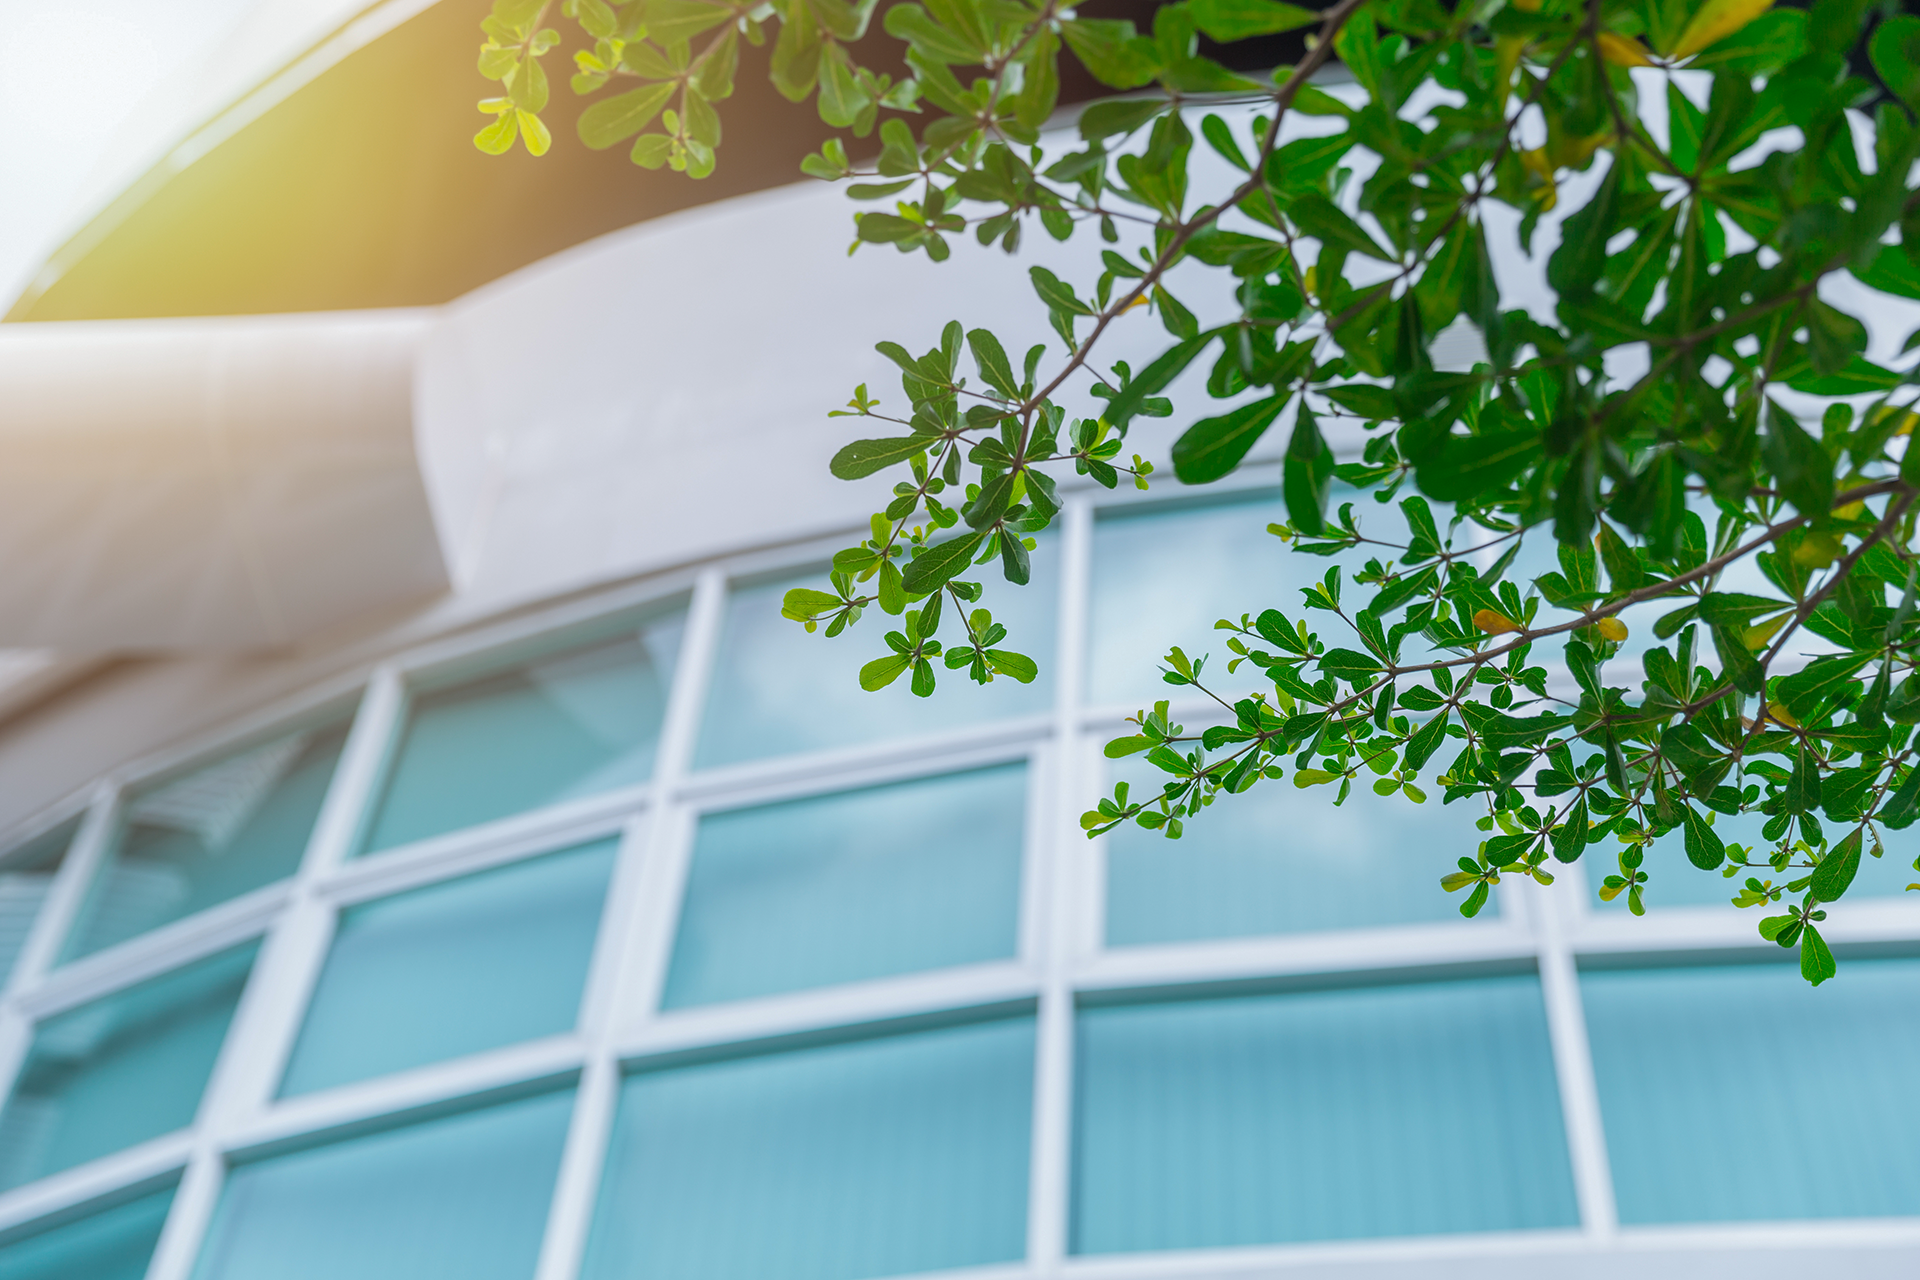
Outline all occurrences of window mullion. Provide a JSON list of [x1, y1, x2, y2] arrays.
[[0, 780, 118, 1117], [1027, 495, 1093, 1276], [534, 567, 727, 1280], [142, 667, 404, 1280], [1534, 878, 1619, 1237]]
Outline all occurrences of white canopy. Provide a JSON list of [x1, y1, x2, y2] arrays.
[[0, 311, 446, 650]]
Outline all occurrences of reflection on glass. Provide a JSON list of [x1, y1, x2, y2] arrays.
[[1583, 959, 1920, 1223], [1089, 493, 1303, 707], [0, 821, 77, 988], [584, 1017, 1034, 1280], [664, 766, 1026, 1008], [280, 839, 616, 1096], [1105, 763, 1490, 945], [190, 1090, 574, 1280], [63, 727, 348, 961], [0, 944, 256, 1191], [362, 619, 680, 853], [1584, 806, 1916, 912], [0, 1187, 174, 1280], [696, 550, 1055, 768], [1072, 976, 1577, 1251], [1088, 492, 1422, 707]]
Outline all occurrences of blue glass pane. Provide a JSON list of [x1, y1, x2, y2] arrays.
[[1091, 494, 1343, 707], [64, 726, 347, 960], [0, 944, 257, 1191], [1105, 761, 1490, 945], [1072, 976, 1578, 1252], [190, 1089, 573, 1280], [363, 620, 680, 853], [695, 555, 1055, 768], [664, 767, 1025, 1008], [0, 1187, 174, 1280], [1586, 808, 1916, 912], [280, 839, 617, 1096], [1583, 958, 1920, 1223], [584, 1017, 1035, 1280], [0, 822, 76, 988]]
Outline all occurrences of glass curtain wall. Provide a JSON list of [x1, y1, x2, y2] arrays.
[[0, 487, 1914, 1280]]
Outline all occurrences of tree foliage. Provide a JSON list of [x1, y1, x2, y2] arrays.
[[479, 0, 1920, 984]]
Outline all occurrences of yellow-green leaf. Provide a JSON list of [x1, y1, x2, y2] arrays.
[[1670, 0, 1772, 59], [517, 109, 551, 156]]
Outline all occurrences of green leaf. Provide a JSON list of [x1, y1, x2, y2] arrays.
[[1801, 922, 1837, 985], [1786, 355, 1902, 396], [1884, 762, 1920, 830], [1552, 796, 1590, 862], [1320, 383, 1398, 420], [1288, 194, 1392, 261], [1188, 0, 1317, 41], [968, 329, 1021, 399], [985, 649, 1039, 682], [883, 4, 985, 63], [830, 437, 931, 479], [1759, 913, 1798, 942], [1870, 14, 1920, 104], [902, 531, 987, 594], [1414, 423, 1541, 502], [1852, 243, 1920, 301], [1104, 735, 1154, 758], [1103, 334, 1215, 426], [578, 82, 675, 149], [1264, 133, 1353, 196], [1547, 159, 1620, 300], [782, 588, 845, 620], [1320, 647, 1382, 684], [877, 557, 907, 615], [1682, 804, 1725, 869], [1776, 653, 1871, 719], [474, 111, 519, 155], [1030, 266, 1092, 317], [1810, 827, 1863, 902], [1078, 98, 1167, 143], [1172, 394, 1288, 484], [1283, 406, 1336, 534], [1761, 402, 1836, 517], [1402, 710, 1450, 772], [1061, 19, 1160, 89], [859, 653, 912, 690]]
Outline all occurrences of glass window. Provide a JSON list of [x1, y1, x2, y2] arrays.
[[189, 1089, 573, 1280], [663, 767, 1026, 1009], [63, 726, 348, 961], [1089, 493, 1317, 707], [584, 1015, 1033, 1280], [1105, 761, 1492, 946], [1072, 975, 1577, 1252], [1582, 958, 1920, 1223], [0, 821, 77, 988], [279, 838, 618, 1096], [695, 554, 1055, 768], [1089, 490, 1445, 707], [0, 943, 257, 1191], [362, 619, 680, 853], [1585, 808, 1916, 912], [0, 1186, 174, 1280]]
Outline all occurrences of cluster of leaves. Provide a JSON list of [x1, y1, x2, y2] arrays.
[[481, 0, 1920, 983]]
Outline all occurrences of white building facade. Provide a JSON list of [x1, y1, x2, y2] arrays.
[[0, 3, 1918, 1279]]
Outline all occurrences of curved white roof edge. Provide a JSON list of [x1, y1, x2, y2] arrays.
[[0, 117, 1230, 663], [0, 309, 445, 652]]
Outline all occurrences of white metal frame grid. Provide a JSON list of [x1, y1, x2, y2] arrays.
[[0, 477, 1913, 1279]]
